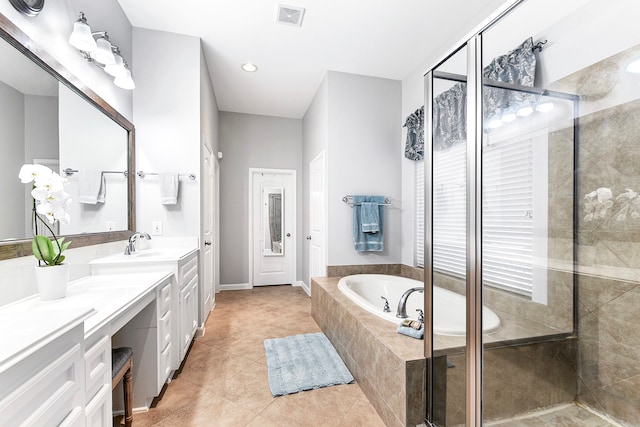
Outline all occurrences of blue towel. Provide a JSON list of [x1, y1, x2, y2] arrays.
[[397, 324, 424, 339], [352, 195, 385, 252], [361, 202, 380, 233]]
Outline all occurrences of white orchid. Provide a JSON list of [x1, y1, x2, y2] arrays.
[[18, 163, 54, 185], [18, 164, 72, 266]]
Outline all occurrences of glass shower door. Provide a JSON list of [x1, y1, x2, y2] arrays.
[[426, 45, 469, 426], [478, 30, 578, 421]]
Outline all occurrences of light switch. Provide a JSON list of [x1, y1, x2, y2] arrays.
[[152, 221, 163, 235]]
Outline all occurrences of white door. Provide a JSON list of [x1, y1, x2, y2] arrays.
[[309, 152, 326, 286], [201, 142, 215, 321], [251, 169, 296, 286]]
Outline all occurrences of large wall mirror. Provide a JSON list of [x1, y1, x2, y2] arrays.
[[0, 13, 135, 261]]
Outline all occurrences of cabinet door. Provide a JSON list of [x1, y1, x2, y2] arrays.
[[179, 281, 194, 359]]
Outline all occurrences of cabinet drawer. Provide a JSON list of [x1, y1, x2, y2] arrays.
[[159, 309, 172, 351], [84, 334, 110, 398], [158, 280, 172, 315], [0, 344, 82, 426], [85, 383, 110, 427], [180, 255, 198, 284]]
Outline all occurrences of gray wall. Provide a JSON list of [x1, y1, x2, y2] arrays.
[[219, 112, 303, 285], [133, 28, 202, 237], [326, 71, 402, 266], [24, 94, 59, 237], [0, 81, 25, 240], [302, 76, 328, 285]]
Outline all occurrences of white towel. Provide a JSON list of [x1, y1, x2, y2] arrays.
[[159, 173, 179, 205], [78, 170, 106, 204]]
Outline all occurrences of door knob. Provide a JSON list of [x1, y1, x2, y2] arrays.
[[204, 241, 212, 246], [306, 235, 312, 240], [286, 233, 291, 237]]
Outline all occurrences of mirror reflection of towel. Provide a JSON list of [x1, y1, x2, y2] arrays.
[[159, 173, 179, 205], [78, 170, 106, 204]]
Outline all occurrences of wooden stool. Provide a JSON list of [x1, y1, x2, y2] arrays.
[[112, 347, 134, 427]]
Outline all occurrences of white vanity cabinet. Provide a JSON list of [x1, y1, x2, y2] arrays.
[[178, 253, 199, 361], [0, 310, 91, 427], [83, 327, 111, 427], [90, 244, 200, 373]]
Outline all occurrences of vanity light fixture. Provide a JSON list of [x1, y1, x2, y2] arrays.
[[68, 12, 135, 90], [69, 13, 97, 52], [241, 63, 258, 72]]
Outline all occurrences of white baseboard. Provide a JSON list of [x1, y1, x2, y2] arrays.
[[219, 283, 252, 291], [293, 280, 310, 296]]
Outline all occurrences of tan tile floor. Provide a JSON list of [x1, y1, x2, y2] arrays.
[[118, 285, 385, 426]]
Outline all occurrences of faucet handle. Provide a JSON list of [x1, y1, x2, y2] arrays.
[[380, 296, 391, 313], [416, 309, 424, 323]]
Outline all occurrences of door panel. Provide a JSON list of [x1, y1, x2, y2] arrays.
[[251, 170, 296, 286], [309, 151, 326, 284]]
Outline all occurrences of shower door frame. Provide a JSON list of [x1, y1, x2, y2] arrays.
[[422, 0, 580, 424]]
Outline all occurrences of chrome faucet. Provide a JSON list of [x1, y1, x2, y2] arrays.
[[124, 231, 151, 255], [396, 287, 424, 318]]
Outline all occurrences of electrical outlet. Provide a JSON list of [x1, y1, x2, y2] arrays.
[[106, 221, 116, 231], [152, 221, 163, 235]]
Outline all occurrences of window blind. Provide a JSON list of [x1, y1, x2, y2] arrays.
[[416, 136, 541, 299]]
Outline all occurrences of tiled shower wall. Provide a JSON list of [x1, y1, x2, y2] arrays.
[[573, 98, 640, 425]]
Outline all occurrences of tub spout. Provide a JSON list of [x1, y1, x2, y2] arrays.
[[396, 287, 424, 319]]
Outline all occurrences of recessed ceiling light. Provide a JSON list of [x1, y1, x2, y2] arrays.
[[241, 63, 258, 72]]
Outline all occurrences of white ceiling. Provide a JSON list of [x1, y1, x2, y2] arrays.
[[116, 0, 508, 119]]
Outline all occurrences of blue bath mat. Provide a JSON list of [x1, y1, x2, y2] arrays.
[[264, 332, 354, 397]]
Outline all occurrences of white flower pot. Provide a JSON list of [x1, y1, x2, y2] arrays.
[[34, 264, 70, 301]]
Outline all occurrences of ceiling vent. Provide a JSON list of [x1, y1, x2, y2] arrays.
[[277, 4, 305, 27]]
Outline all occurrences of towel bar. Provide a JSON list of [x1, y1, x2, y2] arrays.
[[64, 168, 128, 177], [342, 195, 391, 206], [136, 171, 197, 180]]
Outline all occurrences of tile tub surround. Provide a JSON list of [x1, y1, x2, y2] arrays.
[[312, 276, 425, 427]]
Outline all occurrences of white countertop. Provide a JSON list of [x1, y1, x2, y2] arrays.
[[0, 271, 172, 372], [89, 247, 198, 265]]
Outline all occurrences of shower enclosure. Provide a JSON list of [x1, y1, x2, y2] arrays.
[[423, 0, 640, 425]]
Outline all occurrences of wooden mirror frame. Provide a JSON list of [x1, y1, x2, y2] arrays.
[[0, 12, 135, 261]]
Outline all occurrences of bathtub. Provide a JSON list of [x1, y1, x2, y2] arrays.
[[337, 274, 501, 336]]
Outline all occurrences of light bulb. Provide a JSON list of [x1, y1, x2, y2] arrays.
[[90, 37, 115, 65], [487, 116, 503, 129], [114, 69, 135, 90], [626, 58, 640, 74], [105, 54, 127, 77], [536, 101, 554, 112], [69, 19, 97, 52], [501, 111, 517, 123], [517, 105, 534, 117]]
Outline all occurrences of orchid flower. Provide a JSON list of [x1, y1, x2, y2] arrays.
[[18, 164, 72, 266]]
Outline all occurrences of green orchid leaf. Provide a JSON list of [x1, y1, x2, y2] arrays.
[[56, 255, 66, 264]]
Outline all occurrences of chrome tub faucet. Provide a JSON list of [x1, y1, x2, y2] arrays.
[[396, 287, 424, 318]]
